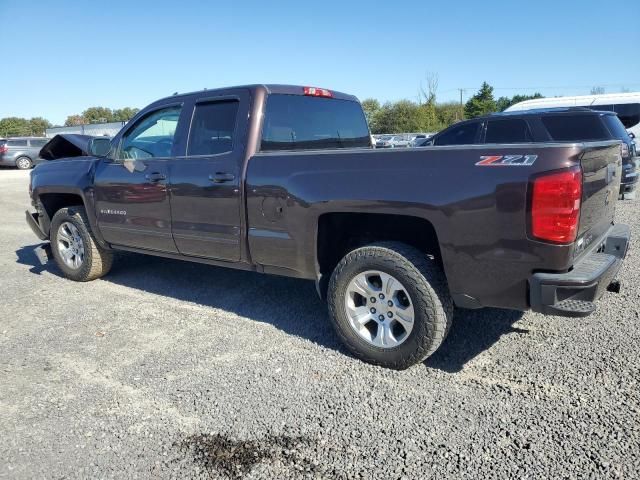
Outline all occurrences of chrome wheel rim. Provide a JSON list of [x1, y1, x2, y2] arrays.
[[16, 158, 30, 169], [57, 222, 85, 270], [344, 270, 415, 349]]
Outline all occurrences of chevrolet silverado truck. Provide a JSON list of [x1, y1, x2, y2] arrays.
[[26, 84, 631, 369]]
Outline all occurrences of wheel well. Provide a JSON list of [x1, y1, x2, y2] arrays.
[[317, 213, 442, 290], [38, 193, 85, 233]]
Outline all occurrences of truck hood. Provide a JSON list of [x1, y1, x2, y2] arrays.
[[39, 134, 96, 160]]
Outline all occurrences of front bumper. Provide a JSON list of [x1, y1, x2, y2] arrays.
[[529, 223, 630, 317]]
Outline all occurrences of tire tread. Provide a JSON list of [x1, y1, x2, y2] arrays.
[[328, 241, 453, 369], [50, 206, 113, 281]]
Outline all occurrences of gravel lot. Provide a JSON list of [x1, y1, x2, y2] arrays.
[[1, 168, 639, 479]]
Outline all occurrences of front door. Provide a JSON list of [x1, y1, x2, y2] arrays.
[[94, 105, 183, 252], [169, 91, 249, 261]]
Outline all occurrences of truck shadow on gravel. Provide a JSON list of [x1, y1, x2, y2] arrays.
[[424, 308, 526, 373], [17, 245, 527, 373]]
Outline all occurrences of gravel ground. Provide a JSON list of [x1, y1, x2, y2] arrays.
[[0, 168, 639, 479]]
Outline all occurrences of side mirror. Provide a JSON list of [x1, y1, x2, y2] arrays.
[[88, 137, 112, 157]]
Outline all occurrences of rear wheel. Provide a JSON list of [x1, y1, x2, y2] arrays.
[[15, 156, 32, 170], [328, 242, 453, 369], [50, 206, 113, 281]]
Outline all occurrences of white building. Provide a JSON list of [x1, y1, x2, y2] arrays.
[[46, 121, 126, 138]]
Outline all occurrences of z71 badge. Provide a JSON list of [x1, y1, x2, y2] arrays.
[[476, 155, 538, 166]]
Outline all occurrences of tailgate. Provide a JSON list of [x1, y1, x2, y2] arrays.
[[575, 141, 621, 258]]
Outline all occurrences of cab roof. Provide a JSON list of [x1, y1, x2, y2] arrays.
[[153, 84, 360, 105]]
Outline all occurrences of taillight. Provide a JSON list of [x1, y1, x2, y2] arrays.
[[621, 143, 630, 159], [531, 167, 582, 244], [303, 86, 333, 98], [0, 145, 7, 154]]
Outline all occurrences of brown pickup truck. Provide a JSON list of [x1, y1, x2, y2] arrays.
[[26, 84, 630, 369]]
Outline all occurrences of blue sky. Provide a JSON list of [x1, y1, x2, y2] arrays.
[[1, 0, 638, 125]]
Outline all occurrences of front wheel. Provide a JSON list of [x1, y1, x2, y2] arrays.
[[328, 242, 453, 369], [50, 206, 113, 281]]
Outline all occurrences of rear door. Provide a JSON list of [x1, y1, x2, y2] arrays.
[[168, 89, 250, 261], [94, 104, 184, 252]]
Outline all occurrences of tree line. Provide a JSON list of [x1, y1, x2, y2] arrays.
[[364, 79, 543, 134], [63, 107, 140, 127], [0, 106, 140, 138]]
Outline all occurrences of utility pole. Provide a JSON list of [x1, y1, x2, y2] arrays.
[[457, 88, 465, 121]]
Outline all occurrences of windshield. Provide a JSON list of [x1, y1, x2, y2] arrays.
[[261, 94, 371, 151]]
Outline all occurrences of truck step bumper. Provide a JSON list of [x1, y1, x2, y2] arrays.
[[529, 223, 630, 318]]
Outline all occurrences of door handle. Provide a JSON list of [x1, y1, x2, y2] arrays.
[[209, 172, 236, 183], [145, 172, 166, 182]]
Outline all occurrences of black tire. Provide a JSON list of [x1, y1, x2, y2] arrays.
[[50, 206, 113, 282], [327, 242, 453, 369], [15, 156, 32, 170]]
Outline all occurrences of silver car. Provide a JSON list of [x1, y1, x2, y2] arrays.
[[0, 137, 49, 169], [376, 134, 411, 148]]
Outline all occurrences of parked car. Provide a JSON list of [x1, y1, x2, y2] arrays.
[[0, 137, 49, 169], [26, 84, 629, 369], [424, 108, 638, 197], [375, 134, 411, 148], [375, 135, 395, 148], [411, 136, 432, 147], [393, 135, 411, 147], [409, 134, 429, 147]]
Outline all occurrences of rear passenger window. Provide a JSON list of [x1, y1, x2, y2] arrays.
[[433, 122, 479, 145], [8, 139, 28, 146], [542, 115, 610, 141], [188, 100, 239, 156], [30, 139, 49, 147], [485, 119, 532, 143]]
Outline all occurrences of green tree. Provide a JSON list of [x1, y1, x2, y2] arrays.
[[496, 93, 544, 112], [464, 82, 497, 119], [113, 107, 139, 122], [360, 98, 380, 131], [65, 115, 86, 126], [28, 117, 52, 136], [82, 107, 114, 124], [435, 102, 463, 129], [374, 100, 429, 134], [0, 117, 31, 137]]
